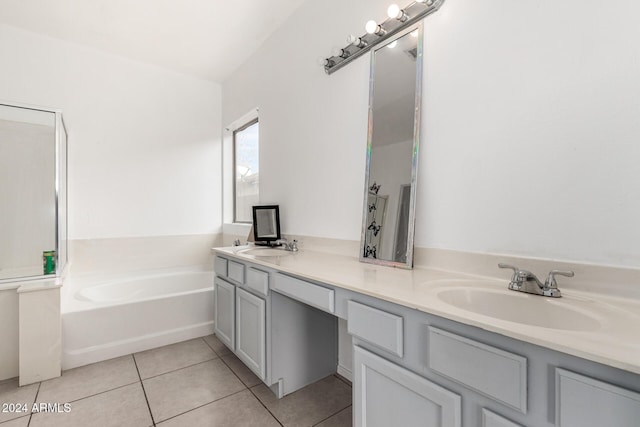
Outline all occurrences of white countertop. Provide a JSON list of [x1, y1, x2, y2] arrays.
[[214, 245, 640, 375]]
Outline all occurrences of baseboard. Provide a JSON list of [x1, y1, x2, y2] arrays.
[[337, 363, 353, 382], [62, 322, 214, 370]]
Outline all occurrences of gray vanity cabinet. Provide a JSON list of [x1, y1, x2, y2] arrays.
[[214, 257, 266, 380], [235, 287, 266, 379], [213, 250, 640, 426], [213, 277, 235, 350], [213, 255, 337, 397]]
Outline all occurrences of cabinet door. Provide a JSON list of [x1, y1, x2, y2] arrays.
[[214, 277, 235, 351], [354, 346, 461, 427], [236, 288, 266, 380]]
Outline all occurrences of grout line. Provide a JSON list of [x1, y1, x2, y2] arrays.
[[153, 389, 247, 425], [140, 357, 218, 381], [202, 335, 233, 359], [217, 354, 256, 388], [247, 385, 284, 427], [26, 381, 41, 426], [60, 381, 141, 405], [215, 354, 282, 426], [133, 354, 156, 427], [311, 405, 352, 426]]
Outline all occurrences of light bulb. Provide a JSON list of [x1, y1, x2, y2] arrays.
[[332, 47, 349, 58], [317, 57, 335, 67], [387, 4, 401, 19], [387, 4, 408, 22], [347, 35, 367, 48], [365, 20, 379, 34]]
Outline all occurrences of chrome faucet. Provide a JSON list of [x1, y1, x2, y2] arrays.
[[498, 263, 574, 298], [277, 238, 299, 252]]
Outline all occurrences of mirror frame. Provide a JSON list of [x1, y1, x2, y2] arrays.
[[252, 204, 282, 245], [359, 23, 423, 269]]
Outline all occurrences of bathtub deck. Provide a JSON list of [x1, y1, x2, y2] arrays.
[[0, 335, 352, 427]]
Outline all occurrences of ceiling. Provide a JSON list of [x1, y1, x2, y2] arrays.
[[0, 0, 307, 83]]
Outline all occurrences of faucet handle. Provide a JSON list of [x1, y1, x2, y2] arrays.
[[545, 270, 574, 289], [498, 263, 519, 281]]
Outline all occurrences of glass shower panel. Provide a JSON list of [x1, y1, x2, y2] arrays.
[[0, 104, 57, 280]]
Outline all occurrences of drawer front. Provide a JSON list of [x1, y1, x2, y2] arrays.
[[556, 368, 640, 427], [214, 256, 228, 277], [272, 273, 334, 313], [428, 327, 527, 413], [347, 300, 403, 357], [246, 267, 269, 296], [228, 260, 245, 284]]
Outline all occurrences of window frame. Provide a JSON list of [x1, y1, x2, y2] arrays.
[[232, 117, 259, 224]]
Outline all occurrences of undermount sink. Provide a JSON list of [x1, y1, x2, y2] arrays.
[[435, 287, 602, 331], [238, 247, 294, 257]]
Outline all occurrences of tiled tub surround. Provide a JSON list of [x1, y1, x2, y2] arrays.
[[61, 266, 215, 370], [0, 335, 352, 427], [214, 245, 640, 426]]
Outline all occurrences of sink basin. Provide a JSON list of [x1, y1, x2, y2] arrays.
[[238, 247, 294, 257], [435, 287, 601, 331]]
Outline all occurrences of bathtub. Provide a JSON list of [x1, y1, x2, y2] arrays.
[[61, 266, 214, 370]]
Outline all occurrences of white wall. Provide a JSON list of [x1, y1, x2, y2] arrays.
[[223, 0, 640, 268], [0, 24, 222, 241]]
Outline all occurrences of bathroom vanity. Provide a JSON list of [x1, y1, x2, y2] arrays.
[[212, 246, 640, 427]]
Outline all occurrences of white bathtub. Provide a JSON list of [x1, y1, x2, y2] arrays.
[[61, 267, 214, 370]]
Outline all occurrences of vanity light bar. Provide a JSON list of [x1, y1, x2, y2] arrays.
[[322, 0, 446, 75]]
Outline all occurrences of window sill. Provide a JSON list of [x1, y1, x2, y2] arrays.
[[223, 222, 251, 237]]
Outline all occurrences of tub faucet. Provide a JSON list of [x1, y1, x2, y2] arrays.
[[498, 263, 574, 298]]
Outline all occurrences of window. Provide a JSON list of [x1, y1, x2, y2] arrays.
[[233, 119, 259, 223]]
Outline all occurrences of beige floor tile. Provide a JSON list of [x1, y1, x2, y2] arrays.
[[157, 389, 279, 427], [134, 338, 217, 379], [143, 358, 245, 422], [315, 406, 352, 427], [37, 355, 139, 404], [203, 334, 232, 357], [222, 354, 261, 387], [253, 375, 352, 427], [30, 383, 152, 427], [0, 414, 30, 426], [0, 379, 39, 423]]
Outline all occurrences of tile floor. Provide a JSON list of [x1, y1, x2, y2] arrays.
[[0, 335, 352, 427]]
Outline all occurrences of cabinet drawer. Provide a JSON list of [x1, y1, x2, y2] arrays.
[[428, 327, 527, 413], [246, 267, 269, 296], [347, 300, 403, 357], [272, 273, 334, 313], [228, 260, 245, 284], [556, 368, 640, 427], [214, 256, 228, 277]]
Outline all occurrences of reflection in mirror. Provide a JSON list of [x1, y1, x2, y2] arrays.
[[0, 103, 67, 281], [360, 24, 421, 269], [252, 205, 282, 246]]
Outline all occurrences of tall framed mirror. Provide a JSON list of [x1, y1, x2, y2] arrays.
[[360, 23, 422, 269]]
